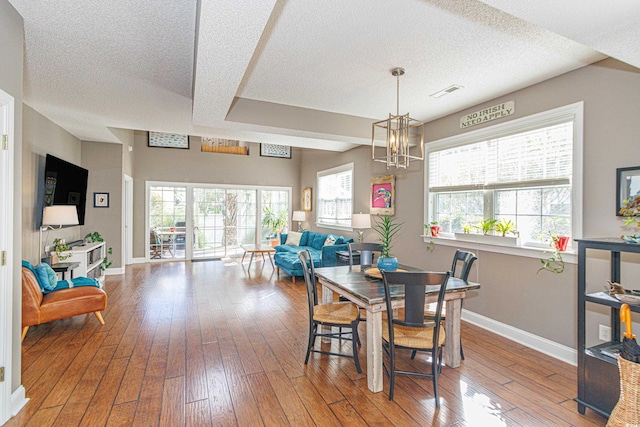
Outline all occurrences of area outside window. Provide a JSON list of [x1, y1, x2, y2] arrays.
[[427, 103, 582, 248]]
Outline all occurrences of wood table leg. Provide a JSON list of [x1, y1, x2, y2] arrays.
[[248, 252, 255, 268], [241, 251, 247, 264], [444, 298, 462, 368], [366, 310, 383, 392]]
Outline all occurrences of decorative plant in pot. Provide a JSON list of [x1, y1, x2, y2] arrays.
[[428, 221, 440, 237], [619, 195, 640, 243], [495, 219, 518, 237], [373, 215, 403, 271], [85, 231, 113, 270], [52, 238, 71, 262], [537, 232, 569, 274], [476, 218, 498, 235], [423, 223, 436, 252], [262, 207, 288, 247]]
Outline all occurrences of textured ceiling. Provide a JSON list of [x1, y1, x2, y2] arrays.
[[9, 0, 637, 151]]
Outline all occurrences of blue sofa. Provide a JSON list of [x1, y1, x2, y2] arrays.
[[274, 231, 353, 283]]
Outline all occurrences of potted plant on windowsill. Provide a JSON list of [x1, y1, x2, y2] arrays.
[[537, 231, 570, 274], [374, 215, 403, 271]]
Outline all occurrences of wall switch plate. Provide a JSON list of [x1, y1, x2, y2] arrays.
[[599, 324, 611, 342], [44, 245, 51, 253]]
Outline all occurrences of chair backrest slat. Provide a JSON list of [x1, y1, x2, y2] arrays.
[[299, 250, 318, 317], [348, 242, 384, 266], [451, 250, 477, 281], [381, 270, 450, 331]]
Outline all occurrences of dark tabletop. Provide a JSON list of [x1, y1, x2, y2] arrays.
[[314, 264, 480, 305]]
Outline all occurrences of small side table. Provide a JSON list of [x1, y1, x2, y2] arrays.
[[336, 250, 360, 266], [50, 262, 80, 280]]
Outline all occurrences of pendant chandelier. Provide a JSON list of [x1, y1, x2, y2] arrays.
[[371, 67, 424, 169]]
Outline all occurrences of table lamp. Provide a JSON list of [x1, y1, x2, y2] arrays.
[[292, 210, 306, 231], [39, 205, 79, 261], [351, 213, 371, 243]]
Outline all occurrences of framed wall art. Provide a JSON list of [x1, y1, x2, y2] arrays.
[[302, 187, 312, 212], [617, 166, 640, 216], [260, 143, 291, 158], [94, 192, 109, 208], [148, 131, 189, 149], [370, 175, 395, 216]]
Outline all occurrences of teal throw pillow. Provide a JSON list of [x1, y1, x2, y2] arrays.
[[35, 263, 58, 291]]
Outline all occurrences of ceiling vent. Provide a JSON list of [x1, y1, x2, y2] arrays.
[[430, 85, 463, 99]]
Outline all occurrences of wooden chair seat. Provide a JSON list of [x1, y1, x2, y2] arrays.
[[383, 320, 445, 348], [314, 302, 360, 324]]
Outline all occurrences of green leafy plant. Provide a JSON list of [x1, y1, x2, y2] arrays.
[[476, 218, 498, 235], [52, 238, 71, 261], [495, 219, 517, 237], [261, 207, 288, 237], [536, 230, 566, 274], [84, 231, 113, 270], [620, 195, 640, 228], [374, 216, 403, 258], [537, 249, 565, 274], [462, 223, 472, 234], [423, 224, 435, 252]]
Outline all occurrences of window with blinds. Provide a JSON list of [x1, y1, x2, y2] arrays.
[[317, 163, 353, 227], [426, 104, 582, 246]]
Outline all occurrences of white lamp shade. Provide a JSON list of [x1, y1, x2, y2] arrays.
[[42, 205, 79, 226], [351, 213, 371, 229], [292, 210, 306, 221]]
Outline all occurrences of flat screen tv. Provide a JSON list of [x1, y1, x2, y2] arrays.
[[43, 154, 89, 226]]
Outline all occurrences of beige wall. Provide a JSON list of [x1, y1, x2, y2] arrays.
[[22, 106, 84, 264], [131, 132, 302, 258], [301, 58, 640, 349], [82, 141, 124, 268], [1, 0, 23, 393]]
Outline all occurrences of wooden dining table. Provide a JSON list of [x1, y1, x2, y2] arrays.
[[314, 264, 480, 393]]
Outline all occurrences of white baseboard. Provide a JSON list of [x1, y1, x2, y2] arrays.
[[11, 385, 28, 416], [462, 309, 577, 366], [104, 267, 124, 275], [131, 257, 146, 264]]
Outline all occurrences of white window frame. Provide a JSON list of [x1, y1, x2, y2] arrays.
[[424, 102, 584, 261], [316, 162, 354, 231]]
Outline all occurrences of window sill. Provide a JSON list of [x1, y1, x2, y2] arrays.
[[423, 234, 576, 265]]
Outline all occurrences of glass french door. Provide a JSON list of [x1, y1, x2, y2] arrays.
[[149, 185, 187, 260], [192, 188, 256, 259], [147, 182, 290, 261]]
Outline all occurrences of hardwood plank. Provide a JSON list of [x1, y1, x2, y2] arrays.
[[245, 372, 290, 426], [291, 375, 342, 427], [24, 405, 62, 427], [201, 342, 237, 425], [105, 402, 137, 427], [131, 341, 169, 426], [263, 369, 315, 427], [222, 356, 264, 426], [51, 345, 117, 427], [79, 356, 129, 426], [159, 375, 185, 426], [329, 399, 369, 427], [185, 399, 212, 427]]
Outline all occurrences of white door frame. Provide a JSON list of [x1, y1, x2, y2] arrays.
[[124, 175, 133, 265], [0, 89, 15, 424]]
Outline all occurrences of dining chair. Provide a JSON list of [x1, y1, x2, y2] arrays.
[[299, 249, 362, 373], [149, 229, 162, 259], [347, 242, 383, 266], [417, 249, 477, 360], [380, 270, 451, 405]]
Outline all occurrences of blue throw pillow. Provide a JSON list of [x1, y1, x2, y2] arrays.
[[335, 237, 345, 245], [311, 233, 327, 250], [299, 231, 309, 246], [35, 262, 58, 291]]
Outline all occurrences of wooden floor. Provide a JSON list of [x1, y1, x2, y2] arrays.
[[8, 259, 607, 427]]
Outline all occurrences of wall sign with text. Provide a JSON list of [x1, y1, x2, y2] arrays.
[[460, 101, 515, 129]]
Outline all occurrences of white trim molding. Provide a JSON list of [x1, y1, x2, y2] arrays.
[[463, 309, 577, 366], [11, 386, 28, 416]]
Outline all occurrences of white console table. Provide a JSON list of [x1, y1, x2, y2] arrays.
[[58, 241, 106, 284]]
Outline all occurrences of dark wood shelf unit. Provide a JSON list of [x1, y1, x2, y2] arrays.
[[575, 237, 640, 418]]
